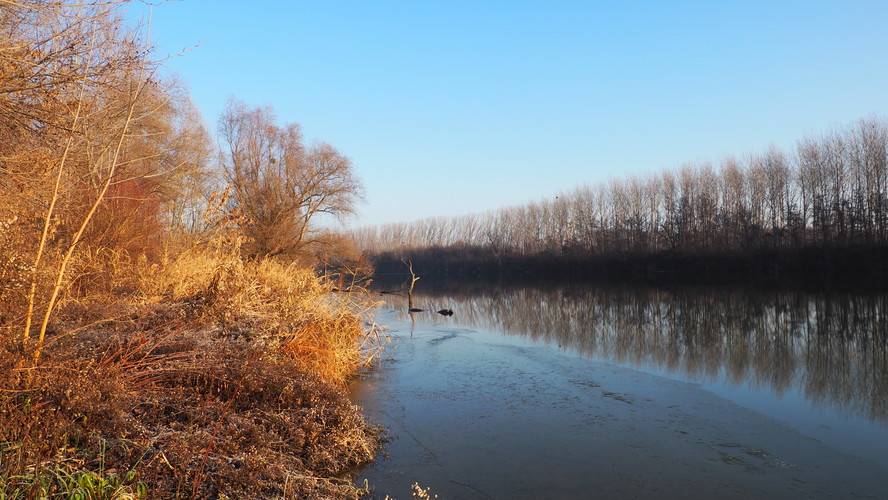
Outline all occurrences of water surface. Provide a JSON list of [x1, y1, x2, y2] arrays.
[[351, 281, 888, 499]]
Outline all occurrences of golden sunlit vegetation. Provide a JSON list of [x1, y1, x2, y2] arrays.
[[1, 1, 378, 498]]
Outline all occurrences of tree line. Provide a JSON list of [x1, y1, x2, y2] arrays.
[[352, 117, 888, 280]]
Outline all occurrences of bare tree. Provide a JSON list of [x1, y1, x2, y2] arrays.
[[218, 99, 363, 259], [719, 156, 747, 250], [0, 0, 184, 362]]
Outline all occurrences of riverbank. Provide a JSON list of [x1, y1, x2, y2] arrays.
[[1, 253, 383, 499], [369, 244, 888, 289]]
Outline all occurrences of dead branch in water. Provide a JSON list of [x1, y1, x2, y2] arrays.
[[403, 259, 420, 310]]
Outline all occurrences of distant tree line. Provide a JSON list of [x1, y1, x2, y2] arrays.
[[351, 117, 888, 281]]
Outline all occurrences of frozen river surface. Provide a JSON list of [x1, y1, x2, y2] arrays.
[[351, 283, 888, 499]]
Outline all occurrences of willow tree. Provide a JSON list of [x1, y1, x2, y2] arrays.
[[218, 99, 363, 259]]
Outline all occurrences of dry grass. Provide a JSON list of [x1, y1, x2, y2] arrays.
[[146, 246, 385, 386], [0, 244, 386, 499]]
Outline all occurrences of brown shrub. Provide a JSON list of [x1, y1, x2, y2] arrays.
[[1, 248, 384, 499]]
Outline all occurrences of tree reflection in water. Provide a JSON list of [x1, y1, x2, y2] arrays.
[[382, 281, 888, 426]]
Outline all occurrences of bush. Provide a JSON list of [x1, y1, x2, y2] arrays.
[[0, 245, 384, 499]]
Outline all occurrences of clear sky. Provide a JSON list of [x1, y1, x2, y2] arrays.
[[130, 1, 888, 228]]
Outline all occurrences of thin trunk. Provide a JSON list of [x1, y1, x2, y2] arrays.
[[23, 32, 95, 347], [33, 64, 151, 366]]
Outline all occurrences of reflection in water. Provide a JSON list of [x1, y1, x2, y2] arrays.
[[380, 281, 888, 426]]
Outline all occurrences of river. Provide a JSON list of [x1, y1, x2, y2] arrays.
[[350, 280, 888, 499]]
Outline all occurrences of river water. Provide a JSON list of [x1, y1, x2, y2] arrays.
[[350, 280, 888, 499]]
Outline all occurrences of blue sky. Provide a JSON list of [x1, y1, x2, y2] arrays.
[[131, 1, 888, 227]]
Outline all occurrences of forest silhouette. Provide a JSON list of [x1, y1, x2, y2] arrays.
[[355, 117, 888, 284]]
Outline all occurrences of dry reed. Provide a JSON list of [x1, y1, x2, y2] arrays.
[[1, 244, 385, 498]]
